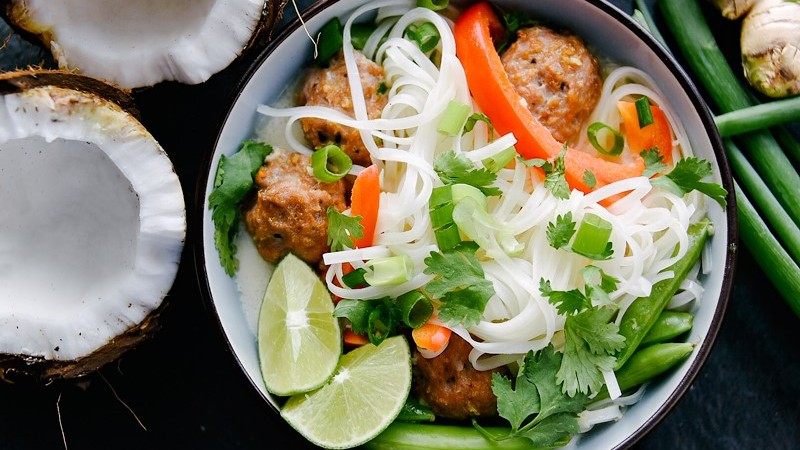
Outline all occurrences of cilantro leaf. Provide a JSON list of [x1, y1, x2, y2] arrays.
[[464, 113, 492, 134], [208, 140, 272, 276], [652, 157, 727, 208], [333, 298, 400, 346], [434, 150, 502, 197], [546, 212, 576, 250], [520, 145, 570, 199], [583, 169, 597, 189], [557, 306, 625, 396], [423, 245, 495, 327], [640, 148, 667, 178], [489, 346, 587, 447], [544, 147, 570, 200], [540, 278, 589, 316], [582, 266, 618, 306], [326, 206, 364, 252], [492, 371, 539, 431], [520, 413, 581, 448]]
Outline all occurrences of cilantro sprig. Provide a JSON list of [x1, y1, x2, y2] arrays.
[[480, 346, 587, 447], [518, 144, 570, 199], [540, 268, 624, 396], [434, 150, 502, 197], [326, 207, 364, 252], [640, 148, 667, 178], [652, 156, 728, 207], [423, 244, 495, 327], [333, 297, 400, 346], [208, 140, 272, 276]]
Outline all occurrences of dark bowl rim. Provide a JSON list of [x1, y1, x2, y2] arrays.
[[193, 0, 739, 448]]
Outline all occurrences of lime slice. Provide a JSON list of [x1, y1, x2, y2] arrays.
[[281, 335, 412, 449], [257, 253, 342, 396]]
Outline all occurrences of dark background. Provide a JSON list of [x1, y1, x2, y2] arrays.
[[1, 1, 798, 449]]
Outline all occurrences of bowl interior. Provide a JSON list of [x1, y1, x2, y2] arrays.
[[198, 0, 736, 448]]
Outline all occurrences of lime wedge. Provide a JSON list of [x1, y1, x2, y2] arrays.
[[281, 335, 412, 449], [257, 253, 342, 396]]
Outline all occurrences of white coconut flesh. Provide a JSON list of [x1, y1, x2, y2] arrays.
[[0, 85, 185, 361], [7, 0, 268, 88]]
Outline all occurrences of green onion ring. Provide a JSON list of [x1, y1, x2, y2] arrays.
[[311, 144, 352, 182], [587, 122, 624, 156]]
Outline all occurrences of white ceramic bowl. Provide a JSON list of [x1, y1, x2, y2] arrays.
[[196, 0, 737, 448]]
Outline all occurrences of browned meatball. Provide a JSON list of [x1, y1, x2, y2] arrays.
[[412, 334, 507, 420], [243, 150, 346, 266], [297, 50, 388, 166], [501, 26, 602, 143]]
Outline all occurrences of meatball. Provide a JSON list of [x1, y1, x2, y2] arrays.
[[297, 51, 388, 166], [243, 149, 346, 266], [412, 334, 508, 420], [501, 26, 603, 143]]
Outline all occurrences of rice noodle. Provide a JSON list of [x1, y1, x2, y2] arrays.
[[256, 0, 709, 425]]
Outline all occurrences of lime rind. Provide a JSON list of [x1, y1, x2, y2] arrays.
[[280, 335, 412, 449], [257, 253, 342, 396]]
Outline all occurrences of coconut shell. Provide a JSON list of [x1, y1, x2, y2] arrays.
[[0, 69, 184, 384], [1, 0, 292, 89], [0, 304, 165, 384], [0, 69, 139, 118]]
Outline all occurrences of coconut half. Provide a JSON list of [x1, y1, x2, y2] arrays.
[[0, 70, 185, 382], [1, 0, 289, 89]]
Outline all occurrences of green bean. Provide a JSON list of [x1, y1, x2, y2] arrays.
[[614, 219, 711, 369], [364, 422, 534, 450], [640, 311, 694, 347], [614, 342, 695, 392]]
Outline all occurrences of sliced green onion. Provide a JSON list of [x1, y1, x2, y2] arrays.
[[311, 144, 352, 182], [363, 255, 414, 286], [350, 23, 374, 50], [587, 122, 624, 156], [482, 146, 516, 173], [342, 267, 368, 288], [433, 223, 462, 251], [316, 18, 344, 66], [429, 185, 453, 208], [450, 183, 487, 210], [417, 0, 449, 11], [429, 201, 455, 229], [437, 100, 472, 136], [405, 22, 440, 53], [572, 213, 613, 260], [367, 303, 391, 346], [452, 197, 524, 256], [395, 291, 433, 329], [635, 96, 654, 128]]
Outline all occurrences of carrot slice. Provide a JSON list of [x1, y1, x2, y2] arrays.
[[411, 321, 452, 353], [350, 164, 381, 248], [617, 100, 674, 167]]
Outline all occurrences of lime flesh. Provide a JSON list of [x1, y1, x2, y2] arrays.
[[281, 335, 412, 449], [257, 253, 341, 396]]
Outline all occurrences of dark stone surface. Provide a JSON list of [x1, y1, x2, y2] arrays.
[[0, 1, 797, 449]]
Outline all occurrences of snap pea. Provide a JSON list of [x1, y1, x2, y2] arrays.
[[614, 342, 695, 392], [640, 311, 694, 347], [614, 219, 711, 369], [595, 342, 695, 401], [363, 422, 536, 450]]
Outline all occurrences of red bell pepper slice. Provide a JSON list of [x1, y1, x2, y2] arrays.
[[453, 2, 644, 193], [617, 100, 674, 167]]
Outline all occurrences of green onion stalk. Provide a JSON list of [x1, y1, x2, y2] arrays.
[[656, 0, 800, 316]]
